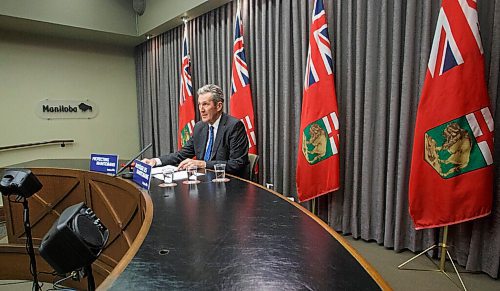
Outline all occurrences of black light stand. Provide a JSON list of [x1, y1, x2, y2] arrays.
[[0, 169, 43, 291], [84, 265, 96, 291], [21, 196, 42, 291], [2, 170, 108, 291]]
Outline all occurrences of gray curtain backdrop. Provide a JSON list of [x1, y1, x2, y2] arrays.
[[135, 0, 500, 278]]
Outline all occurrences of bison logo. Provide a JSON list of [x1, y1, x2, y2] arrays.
[[78, 103, 93, 112]]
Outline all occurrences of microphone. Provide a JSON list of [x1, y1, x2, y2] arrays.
[[114, 143, 152, 179]]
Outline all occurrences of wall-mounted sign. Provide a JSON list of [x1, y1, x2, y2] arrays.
[[35, 99, 98, 119]]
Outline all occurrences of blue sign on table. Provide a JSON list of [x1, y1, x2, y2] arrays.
[[90, 154, 119, 174], [133, 159, 152, 190]]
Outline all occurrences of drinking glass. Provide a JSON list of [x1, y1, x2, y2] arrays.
[[159, 168, 176, 187], [212, 163, 229, 182], [184, 165, 200, 184]]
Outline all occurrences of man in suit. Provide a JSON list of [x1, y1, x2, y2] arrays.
[[143, 84, 249, 178]]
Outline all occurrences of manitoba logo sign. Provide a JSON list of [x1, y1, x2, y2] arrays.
[[36, 99, 98, 119], [424, 107, 494, 178]]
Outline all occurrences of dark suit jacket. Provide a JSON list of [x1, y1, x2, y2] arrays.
[[159, 113, 249, 178]]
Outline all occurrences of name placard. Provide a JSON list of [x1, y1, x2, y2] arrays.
[[133, 160, 152, 190], [90, 154, 119, 175]]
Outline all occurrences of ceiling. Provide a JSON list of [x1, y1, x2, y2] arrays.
[[0, 0, 232, 47], [0, 14, 140, 47]]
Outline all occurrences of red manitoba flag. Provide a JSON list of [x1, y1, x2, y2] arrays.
[[178, 24, 196, 149], [409, 0, 494, 230], [296, 0, 340, 202], [230, 5, 258, 159]]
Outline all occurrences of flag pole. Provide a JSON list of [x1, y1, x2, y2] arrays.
[[439, 225, 448, 271], [397, 226, 467, 291]]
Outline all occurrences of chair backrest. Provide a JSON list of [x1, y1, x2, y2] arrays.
[[248, 153, 259, 182]]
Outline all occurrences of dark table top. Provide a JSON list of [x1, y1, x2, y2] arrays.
[[4, 160, 386, 290], [110, 173, 384, 290]]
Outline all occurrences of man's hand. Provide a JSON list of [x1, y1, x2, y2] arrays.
[[141, 158, 157, 167], [178, 159, 206, 170]]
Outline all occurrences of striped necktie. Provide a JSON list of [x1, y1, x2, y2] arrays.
[[204, 126, 214, 162]]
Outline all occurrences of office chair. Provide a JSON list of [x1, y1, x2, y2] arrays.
[[248, 153, 259, 182]]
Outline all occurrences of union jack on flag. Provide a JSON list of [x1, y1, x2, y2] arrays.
[[428, 0, 484, 78], [180, 26, 193, 104], [231, 8, 250, 95], [427, 6, 464, 78], [304, 0, 333, 89]]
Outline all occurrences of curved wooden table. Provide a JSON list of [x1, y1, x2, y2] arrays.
[[1, 159, 390, 290]]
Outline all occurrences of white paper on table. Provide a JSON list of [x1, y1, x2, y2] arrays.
[[153, 171, 188, 181], [152, 165, 205, 181], [151, 165, 178, 175]]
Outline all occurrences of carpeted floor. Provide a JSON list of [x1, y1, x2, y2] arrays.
[[343, 235, 500, 290]]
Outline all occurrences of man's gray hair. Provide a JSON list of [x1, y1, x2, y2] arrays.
[[197, 84, 224, 103]]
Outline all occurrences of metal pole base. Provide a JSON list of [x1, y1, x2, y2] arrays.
[[397, 227, 468, 291]]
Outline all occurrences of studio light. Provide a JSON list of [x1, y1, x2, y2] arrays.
[[0, 169, 42, 198], [40, 202, 109, 291]]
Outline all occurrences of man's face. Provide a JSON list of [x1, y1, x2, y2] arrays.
[[198, 92, 223, 124]]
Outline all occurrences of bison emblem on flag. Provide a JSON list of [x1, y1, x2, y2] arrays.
[[180, 121, 195, 147], [302, 112, 339, 165], [424, 107, 494, 178]]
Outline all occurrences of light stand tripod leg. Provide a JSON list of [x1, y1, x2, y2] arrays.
[[397, 226, 468, 291], [446, 250, 467, 291], [398, 243, 437, 269]]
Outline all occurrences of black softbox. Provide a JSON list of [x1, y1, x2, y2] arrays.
[[0, 169, 42, 198], [39, 202, 109, 274]]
